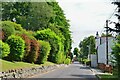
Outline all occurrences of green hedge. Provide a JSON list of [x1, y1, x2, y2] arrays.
[[7, 35, 25, 61], [37, 40, 51, 64], [0, 21, 15, 41], [35, 28, 63, 63], [0, 40, 10, 58], [64, 57, 71, 64], [16, 34, 31, 61]]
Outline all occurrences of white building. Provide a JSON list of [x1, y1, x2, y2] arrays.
[[95, 33, 115, 65]]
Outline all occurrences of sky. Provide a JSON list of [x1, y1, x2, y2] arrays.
[[56, 0, 117, 51]]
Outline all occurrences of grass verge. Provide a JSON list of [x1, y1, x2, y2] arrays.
[[96, 74, 118, 80], [0, 59, 55, 72]]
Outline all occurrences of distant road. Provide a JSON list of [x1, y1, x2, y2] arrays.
[[31, 61, 97, 80]]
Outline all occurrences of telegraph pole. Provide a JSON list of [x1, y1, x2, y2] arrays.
[[106, 20, 109, 64]]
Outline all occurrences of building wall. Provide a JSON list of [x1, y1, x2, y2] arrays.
[[91, 54, 97, 67], [96, 37, 115, 65]]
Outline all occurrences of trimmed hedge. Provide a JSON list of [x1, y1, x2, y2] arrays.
[[0, 21, 15, 41], [7, 35, 25, 61], [26, 39, 39, 63], [64, 57, 71, 65], [35, 28, 65, 63], [16, 34, 31, 61], [37, 40, 51, 64], [0, 40, 10, 58]]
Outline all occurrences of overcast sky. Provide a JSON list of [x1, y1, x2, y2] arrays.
[[57, 0, 117, 51]]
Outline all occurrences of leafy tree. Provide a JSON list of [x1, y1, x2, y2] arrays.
[[1, 1, 72, 63], [73, 47, 79, 57], [79, 35, 96, 59], [112, 35, 120, 79], [1, 2, 53, 31], [47, 2, 72, 55]]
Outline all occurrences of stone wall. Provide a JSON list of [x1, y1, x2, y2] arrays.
[[0, 64, 66, 78]]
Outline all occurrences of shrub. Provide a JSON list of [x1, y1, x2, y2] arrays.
[[83, 59, 90, 65], [26, 39, 39, 63], [35, 28, 64, 63], [16, 34, 31, 61], [64, 58, 71, 65], [0, 30, 5, 40], [7, 35, 25, 61], [0, 40, 10, 58], [37, 40, 51, 64], [0, 21, 15, 41]]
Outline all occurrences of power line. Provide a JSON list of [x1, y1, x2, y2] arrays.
[[108, 7, 118, 20]]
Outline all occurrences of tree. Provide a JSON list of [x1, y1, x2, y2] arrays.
[[1, 2, 53, 31], [79, 35, 96, 59], [73, 47, 79, 57], [112, 2, 120, 33], [112, 35, 120, 79], [47, 2, 72, 56]]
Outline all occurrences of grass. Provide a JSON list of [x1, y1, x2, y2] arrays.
[[0, 59, 55, 72], [97, 73, 118, 80]]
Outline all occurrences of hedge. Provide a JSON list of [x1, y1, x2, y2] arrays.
[[0, 40, 10, 58], [0, 21, 15, 41], [37, 40, 51, 64], [35, 28, 65, 63], [64, 57, 71, 65], [26, 39, 39, 63], [16, 34, 31, 61], [7, 35, 25, 61]]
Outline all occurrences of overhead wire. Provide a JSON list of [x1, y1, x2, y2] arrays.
[[99, 6, 118, 36]]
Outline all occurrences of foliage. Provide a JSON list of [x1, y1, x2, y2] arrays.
[[0, 30, 5, 40], [35, 28, 64, 63], [79, 35, 96, 59], [26, 39, 39, 63], [101, 33, 112, 37], [2, 1, 72, 64], [16, 34, 31, 61], [0, 40, 10, 58], [112, 35, 120, 78], [7, 35, 25, 61], [1, 2, 72, 58], [64, 58, 71, 64], [0, 21, 15, 41], [1, 2, 53, 31], [37, 40, 51, 64], [82, 59, 90, 65], [47, 2, 72, 55], [73, 47, 79, 57]]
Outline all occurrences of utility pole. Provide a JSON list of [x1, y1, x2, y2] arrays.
[[106, 20, 109, 64]]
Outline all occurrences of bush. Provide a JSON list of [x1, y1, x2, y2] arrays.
[[16, 34, 31, 61], [26, 39, 39, 63], [35, 28, 64, 63], [0, 21, 15, 41], [64, 58, 71, 64], [0, 40, 10, 58], [82, 59, 90, 65], [7, 35, 25, 61], [37, 40, 51, 64], [0, 30, 5, 40]]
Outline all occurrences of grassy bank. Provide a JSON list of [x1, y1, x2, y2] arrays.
[[96, 74, 118, 80], [0, 59, 54, 72]]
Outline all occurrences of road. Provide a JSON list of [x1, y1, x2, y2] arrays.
[[31, 61, 97, 80]]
